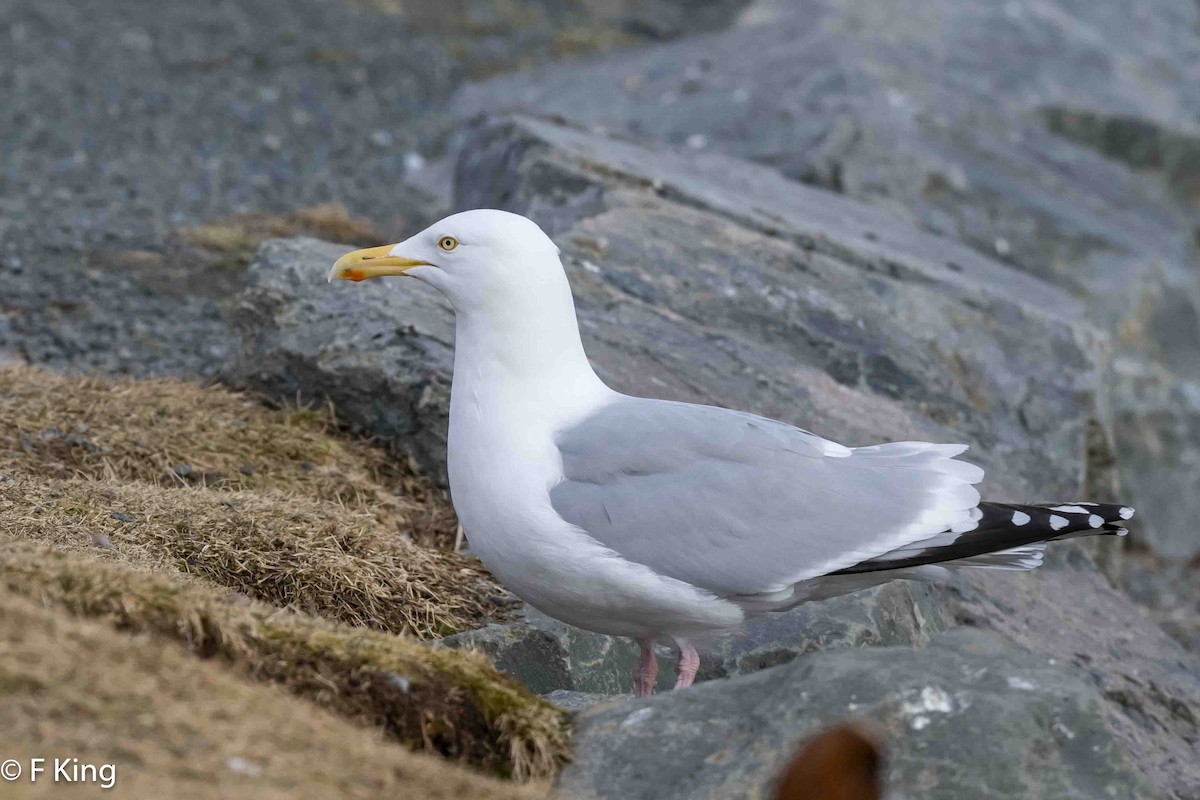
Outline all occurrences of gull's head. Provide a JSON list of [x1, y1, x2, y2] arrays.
[[328, 209, 564, 315]]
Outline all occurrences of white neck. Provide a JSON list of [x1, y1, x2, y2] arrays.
[[447, 264, 611, 426], [430, 238, 613, 577]]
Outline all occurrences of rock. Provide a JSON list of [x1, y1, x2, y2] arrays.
[[225, 237, 457, 480], [559, 628, 1158, 800], [1, 0, 746, 383], [442, 606, 660, 695], [1114, 551, 1200, 656], [0, 340, 24, 371], [449, 0, 1200, 558], [453, 114, 1104, 501], [231, 115, 1107, 504], [443, 557, 1200, 795], [948, 559, 1200, 799], [542, 690, 612, 713], [442, 581, 950, 695], [697, 580, 951, 680], [226, 113, 1200, 799]]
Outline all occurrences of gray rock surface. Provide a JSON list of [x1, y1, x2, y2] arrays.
[[558, 628, 1158, 800], [225, 237, 458, 478], [453, 114, 1105, 502], [0, 0, 736, 378], [948, 559, 1200, 799], [229, 114, 1200, 796], [233, 115, 1108, 505], [8, 1, 1200, 796], [442, 582, 950, 694], [542, 690, 611, 713], [449, 0, 1200, 558], [1119, 553, 1200, 656]]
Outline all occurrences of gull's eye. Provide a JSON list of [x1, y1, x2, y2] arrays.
[[438, 236, 459, 252]]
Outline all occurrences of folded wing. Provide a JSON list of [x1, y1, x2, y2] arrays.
[[549, 396, 984, 597]]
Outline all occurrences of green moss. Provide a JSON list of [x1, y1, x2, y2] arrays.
[[0, 540, 569, 780], [0, 589, 547, 799], [0, 674, 46, 695]]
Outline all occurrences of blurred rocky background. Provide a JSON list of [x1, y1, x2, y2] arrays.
[[1, 0, 1198, 798]]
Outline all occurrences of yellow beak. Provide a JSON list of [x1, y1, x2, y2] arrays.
[[328, 244, 429, 282]]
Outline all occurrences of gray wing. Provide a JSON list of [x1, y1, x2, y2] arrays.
[[550, 396, 983, 597]]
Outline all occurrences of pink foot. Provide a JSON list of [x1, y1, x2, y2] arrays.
[[674, 642, 699, 690], [633, 638, 658, 697]]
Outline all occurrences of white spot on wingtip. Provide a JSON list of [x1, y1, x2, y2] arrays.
[[1088, 514, 1104, 528], [1049, 514, 1069, 531], [1119, 507, 1134, 520], [1012, 511, 1031, 526], [1051, 504, 1089, 514]]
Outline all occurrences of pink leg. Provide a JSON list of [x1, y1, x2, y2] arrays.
[[633, 638, 658, 697], [674, 642, 700, 690]]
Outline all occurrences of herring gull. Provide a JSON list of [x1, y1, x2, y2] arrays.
[[330, 209, 1133, 696]]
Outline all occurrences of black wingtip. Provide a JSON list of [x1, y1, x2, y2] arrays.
[[832, 500, 1133, 576]]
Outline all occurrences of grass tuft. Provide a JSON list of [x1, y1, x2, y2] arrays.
[[0, 586, 553, 798], [0, 473, 505, 638], [0, 365, 565, 782], [0, 540, 570, 780], [0, 365, 456, 548], [178, 204, 387, 269]]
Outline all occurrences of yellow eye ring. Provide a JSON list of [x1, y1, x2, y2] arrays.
[[438, 236, 459, 252]]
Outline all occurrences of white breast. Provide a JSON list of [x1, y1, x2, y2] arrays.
[[446, 355, 743, 640]]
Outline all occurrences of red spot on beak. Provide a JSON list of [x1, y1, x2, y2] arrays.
[[344, 269, 366, 282]]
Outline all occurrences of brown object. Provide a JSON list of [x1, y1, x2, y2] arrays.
[[773, 724, 883, 800]]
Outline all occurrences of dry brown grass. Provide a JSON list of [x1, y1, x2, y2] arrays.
[[0, 474, 503, 638], [0, 365, 501, 638], [177, 203, 387, 269], [0, 540, 570, 781], [0, 365, 566, 783], [0, 364, 456, 548], [83, 205, 394, 301], [0, 586, 553, 799]]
